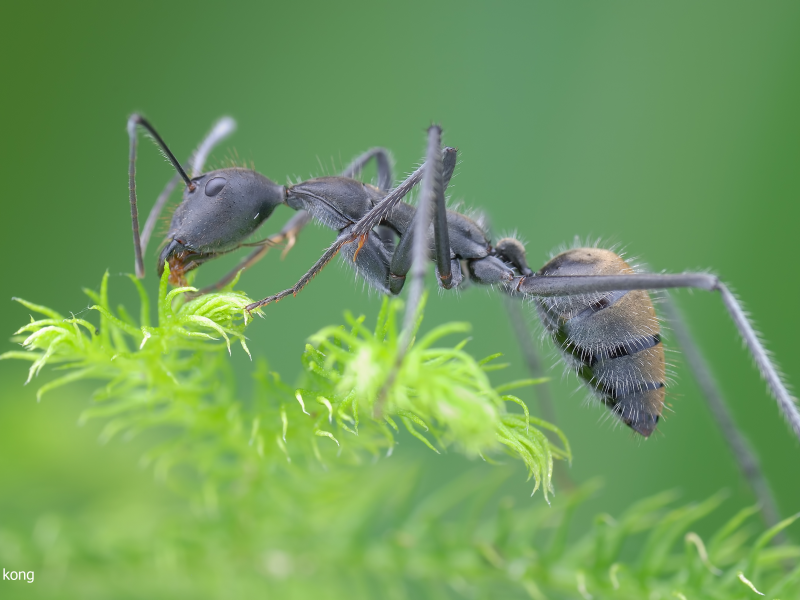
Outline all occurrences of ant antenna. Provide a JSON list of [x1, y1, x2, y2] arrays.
[[127, 114, 195, 278], [128, 114, 194, 188], [140, 117, 237, 256]]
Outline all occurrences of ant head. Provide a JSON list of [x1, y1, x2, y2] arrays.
[[157, 167, 286, 283]]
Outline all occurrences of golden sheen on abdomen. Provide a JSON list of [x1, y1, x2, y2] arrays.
[[535, 248, 666, 437]]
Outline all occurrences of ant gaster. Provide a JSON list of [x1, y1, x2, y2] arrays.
[[127, 115, 800, 442]]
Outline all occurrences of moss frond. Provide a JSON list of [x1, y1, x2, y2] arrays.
[[4, 269, 566, 498], [305, 295, 569, 498]]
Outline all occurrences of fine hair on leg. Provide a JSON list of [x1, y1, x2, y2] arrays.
[[373, 125, 443, 414], [660, 294, 782, 529], [402, 125, 443, 333], [516, 272, 800, 442]]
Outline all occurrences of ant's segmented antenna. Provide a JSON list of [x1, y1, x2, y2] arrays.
[[127, 114, 195, 278], [140, 117, 237, 256], [128, 115, 194, 188]]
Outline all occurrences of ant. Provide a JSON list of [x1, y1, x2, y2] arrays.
[[127, 115, 799, 446]]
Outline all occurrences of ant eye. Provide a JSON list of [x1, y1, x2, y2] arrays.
[[205, 177, 226, 197]]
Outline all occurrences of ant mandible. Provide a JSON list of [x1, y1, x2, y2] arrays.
[[127, 115, 799, 443]]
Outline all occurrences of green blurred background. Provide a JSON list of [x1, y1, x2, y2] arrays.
[[1, 0, 799, 596]]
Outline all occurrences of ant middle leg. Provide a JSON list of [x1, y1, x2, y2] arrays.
[[400, 125, 448, 328]]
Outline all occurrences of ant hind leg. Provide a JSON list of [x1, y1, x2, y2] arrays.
[[515, 271, 800, 442], [660, 294, 782, 527]]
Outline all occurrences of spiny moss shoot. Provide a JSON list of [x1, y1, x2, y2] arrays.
[[3, 266, 569, 499]]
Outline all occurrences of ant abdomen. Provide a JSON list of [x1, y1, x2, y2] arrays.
[[534, 248, 666, 437]]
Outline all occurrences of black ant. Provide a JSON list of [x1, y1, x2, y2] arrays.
[[127, 115, 799, 444]]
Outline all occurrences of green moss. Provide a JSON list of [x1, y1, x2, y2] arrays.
[[3, 267, 567, 498], [4, 269, 798, 599]]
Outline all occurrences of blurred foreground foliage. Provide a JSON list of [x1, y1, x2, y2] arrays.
[[1, 462, 798, 600], [2, 270, 799, 599]]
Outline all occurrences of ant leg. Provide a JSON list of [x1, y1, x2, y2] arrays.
[[349, 145, 456, 241], [388, 143, 458, 294], [341, 148, 394, 191], [430, 144, 456, 288], [140, 117, 237, 256], [495, 238, 533, 276], [402, 125, 445, 328], [198, 211, 313, 294], [514, 272, 800, 442], [140, 173, 180, 257], [245, 145, 454, 311], [127, 114, 194, 279], [190, 116, 236, 177], [660, 294, 781, 528], [372, 126, 446, 414], [503, 296, 577, 492], [503, 298, 558, 424]]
